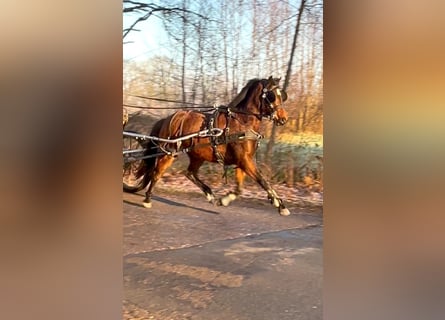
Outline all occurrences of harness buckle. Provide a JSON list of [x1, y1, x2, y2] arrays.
[[262, 88, 267, 99]]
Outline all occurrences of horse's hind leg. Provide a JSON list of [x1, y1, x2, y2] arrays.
[[184, 158, 217, 204], [143, 155, 175, 208], [219, 168, 245, 206], [241, 159, 290, 216]]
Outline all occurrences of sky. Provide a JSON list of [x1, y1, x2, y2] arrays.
[[122, 0, 323, 87], [123, 13, 169, 61]]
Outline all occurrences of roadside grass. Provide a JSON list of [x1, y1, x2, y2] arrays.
[[258, 132, 323, 189], [167, 132, 323, 192]]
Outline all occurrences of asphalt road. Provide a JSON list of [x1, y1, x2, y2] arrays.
[[123, 190, 323, 320]]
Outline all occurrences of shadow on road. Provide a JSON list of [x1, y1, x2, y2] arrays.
[[123, 195, 220, 215]]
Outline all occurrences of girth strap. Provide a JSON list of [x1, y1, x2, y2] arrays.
[[208, 110, 226, 166]]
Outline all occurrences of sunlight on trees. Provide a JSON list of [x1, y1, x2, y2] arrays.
[[123, 0, 323, 188]]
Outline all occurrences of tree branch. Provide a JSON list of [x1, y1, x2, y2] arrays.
[[123, 3, 212, 39]]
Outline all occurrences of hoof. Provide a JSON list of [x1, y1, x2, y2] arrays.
[[142, 202, 152, 209], [220, 193, 237, 207], [279, 208, 290, 216]]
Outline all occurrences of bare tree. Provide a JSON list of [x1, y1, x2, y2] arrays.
[[124, 0, 322, 128], [265, 0, 308, 165]]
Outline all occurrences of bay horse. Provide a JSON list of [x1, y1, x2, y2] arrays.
[[129, 76, 291, 215]]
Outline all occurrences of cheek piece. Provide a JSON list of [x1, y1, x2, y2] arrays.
[[262, 89, 276, 119], [262, 87, 287, 123]]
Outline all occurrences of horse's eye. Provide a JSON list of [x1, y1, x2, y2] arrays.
[[266, 91, 276, 102]]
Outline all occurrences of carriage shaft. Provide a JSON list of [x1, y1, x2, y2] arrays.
[[123, 128, 222, 144]]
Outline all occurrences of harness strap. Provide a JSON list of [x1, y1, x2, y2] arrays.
[[208, 109, 226, 167], [244, 128, 264, 140], [227, 108, 262, 120], [208, 110, 231, 183]]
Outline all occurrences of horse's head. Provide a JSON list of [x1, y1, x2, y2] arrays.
[[260, 76, 289, 126]]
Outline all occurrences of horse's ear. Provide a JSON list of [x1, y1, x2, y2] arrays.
[[267, 76, 274, 85]]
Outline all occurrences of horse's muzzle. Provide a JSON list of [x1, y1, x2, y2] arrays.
[[274, 117, 288, 126], [273, 108, 288, 126]]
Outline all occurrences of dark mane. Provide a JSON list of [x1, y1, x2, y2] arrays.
[[227, 78, 262, 110]]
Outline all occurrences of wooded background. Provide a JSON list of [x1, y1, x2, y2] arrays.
[[123, 0, 323, 190]]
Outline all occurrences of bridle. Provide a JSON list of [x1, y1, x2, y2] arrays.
[[259, 80, 289, 123], [260, 85, 280, 120], [226, 79, 287, 122]]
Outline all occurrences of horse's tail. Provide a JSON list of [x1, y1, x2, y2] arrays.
[[123, 118, 166, 193]]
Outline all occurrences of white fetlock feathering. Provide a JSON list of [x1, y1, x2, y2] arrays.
[[206, 193, 215, 202], [220, 193, 237, 206], [273, 198, 280, 208]]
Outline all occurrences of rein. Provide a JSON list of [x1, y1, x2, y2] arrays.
[[220, 103, 274, 121], [226, 107, 264, 120]]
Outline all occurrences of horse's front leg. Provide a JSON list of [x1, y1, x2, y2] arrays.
[[242, 159, 290, 216], [219, 168, 245, 206]]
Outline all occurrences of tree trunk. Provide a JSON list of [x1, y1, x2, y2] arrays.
[[265, 0, 307, 164], [181, 0, 187, 104]]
